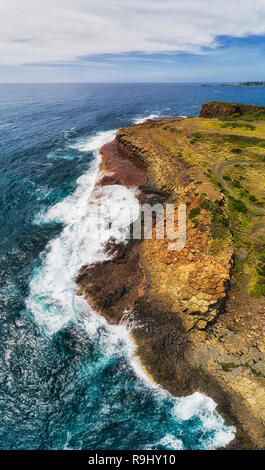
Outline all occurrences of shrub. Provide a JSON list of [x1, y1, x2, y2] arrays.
[[239, 189, 250, 198], [220, 363, 238, 372], [232, 179, 242, 188], [200, 199, 211, 211], [229, 197, 248, 214], [188, 207, 201, 219], [213, 213, 230, 227]]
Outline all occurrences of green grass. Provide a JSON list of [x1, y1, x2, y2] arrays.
[[221, 133, 265, 149], [251, 280, 265, 297], [219, 120, 256, 131], [250, 253, 265, 297]]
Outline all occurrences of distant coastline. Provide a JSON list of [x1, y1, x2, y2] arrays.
[[221, 81, 265, 87]]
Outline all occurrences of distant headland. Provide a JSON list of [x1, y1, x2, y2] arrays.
[[222, 81, 265, 87]]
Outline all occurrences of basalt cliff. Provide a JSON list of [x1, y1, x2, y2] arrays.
[[76, 102, 265, 449]]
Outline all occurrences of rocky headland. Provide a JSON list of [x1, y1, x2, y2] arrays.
[[76, 102, 265, 449]]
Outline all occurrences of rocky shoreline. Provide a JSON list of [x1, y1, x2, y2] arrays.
[[76, 103, 265, 449]]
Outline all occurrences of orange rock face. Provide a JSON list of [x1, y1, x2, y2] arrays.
[[75, 113, 265, 449], [76, 123, 233, 332], [98, 139, 147, 188]]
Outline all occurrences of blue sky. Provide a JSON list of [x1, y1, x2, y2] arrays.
[[1, 1, 265, 82]]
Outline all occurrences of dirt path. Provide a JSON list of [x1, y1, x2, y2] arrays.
[[212, 160, 265, 215]]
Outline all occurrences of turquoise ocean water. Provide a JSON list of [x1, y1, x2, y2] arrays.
[[1, 83, 264, 449]]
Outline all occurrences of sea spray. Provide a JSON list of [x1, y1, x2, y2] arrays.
[[27, 130, 116, 333], [132, 113, 160, 124]]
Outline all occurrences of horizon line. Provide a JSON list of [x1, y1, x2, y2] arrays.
[[0, 80, 239, 85]]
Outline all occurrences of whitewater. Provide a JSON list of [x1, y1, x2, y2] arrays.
[[25, 115, 235, 450]]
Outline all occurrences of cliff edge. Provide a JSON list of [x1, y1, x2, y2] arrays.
[[76, 103, 265, 449]]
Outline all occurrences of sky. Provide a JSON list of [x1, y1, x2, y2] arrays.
[[1, 0, 265, 82]]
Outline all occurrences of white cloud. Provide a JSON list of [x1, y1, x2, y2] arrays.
[[0, 0, 265, 65]]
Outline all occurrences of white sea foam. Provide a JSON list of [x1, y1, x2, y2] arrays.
[[69, 129, 116, 152], [132, 113, 160, 124], [132, 113, 187, 124], [173, 391, 216, 421], [27, 126, 235, 450], [28, 128, 140, 334], [172, 392, 235, 449], [156, 434, 183, 450], [130, 353, 165, 393], [144, 434, 183, 450], [47, 152, 77, 161]]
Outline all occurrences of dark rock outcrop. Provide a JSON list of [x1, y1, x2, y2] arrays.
[[200, 101, 265, 118]]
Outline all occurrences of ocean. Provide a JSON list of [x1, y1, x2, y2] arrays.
[[0, 82, 264, 450]]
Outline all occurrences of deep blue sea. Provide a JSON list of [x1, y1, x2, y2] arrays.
[[0, 83, 264, 450]]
